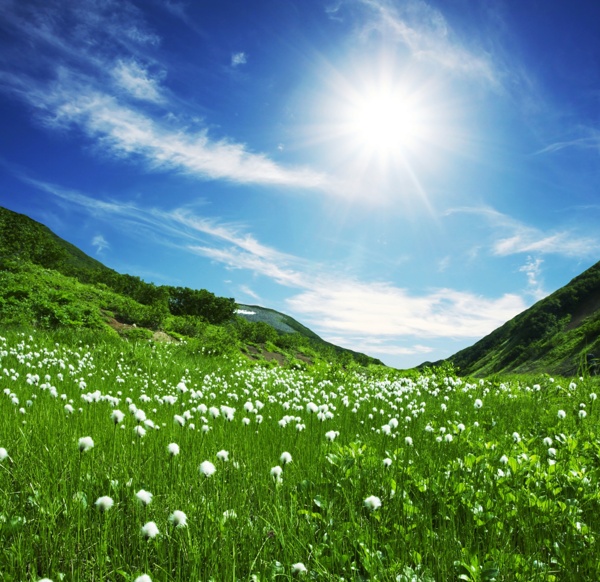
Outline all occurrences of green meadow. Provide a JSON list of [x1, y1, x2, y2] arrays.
[[1, 329, 599, 581]]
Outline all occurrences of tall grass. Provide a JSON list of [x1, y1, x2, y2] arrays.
[[0, 329, 598, 581]]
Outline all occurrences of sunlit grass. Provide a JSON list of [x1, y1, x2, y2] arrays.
[[0, 329, 599, 581]]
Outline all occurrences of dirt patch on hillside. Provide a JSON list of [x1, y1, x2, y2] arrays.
[[102, 313, 178, 343], [566, 295, 600, 331], [245, 344, 311, 366]]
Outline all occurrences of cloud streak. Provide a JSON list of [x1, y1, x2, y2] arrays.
[[447, 206, 600, 259], [352, 0, 499, 87], [0, 0, 330, 190]]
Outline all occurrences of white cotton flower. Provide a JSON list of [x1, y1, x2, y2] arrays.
[[135, 489, 153, 506], [134, 409, 147, 423], [404, 436, 413, 446], [95, 496, 114, 512], [0, 447, 8, 461], [291, 562, 308, 575], [325, 430, 338, 442], [199, 460, 216, 477], [134, 425, 147, 438], [78, 436, 94, 453], [444, 434, 453, 442], [547, 448, 557, 457], [500, 455, 509, 464], [64, 404, 74, 414], [134, 575, 152, 582], [557, 410, 566, 419], [141, 521, 159, 539], [543, 437, 553, 447], [579, 409, 587, 419], [364, 495, 382, 511], [271, 465, 283, 480], [216, 450, 229, 462], [512, 432, 521, 443], [306, 402, 318, 414], [167, 443, 180, 456], [383, 457, 392, 468], [474, 399, 483, 409], [38, 579, 54, 582], [280, 452, 292, 465], [111, 409, 125, 424], [169, 510, 187, 528], [590, 393, 597, 401], [174, 414, 185, 427]]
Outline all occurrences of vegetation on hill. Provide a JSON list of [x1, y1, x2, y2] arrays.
[[446, 260, 600, 376], [0, 206, 382, 368]]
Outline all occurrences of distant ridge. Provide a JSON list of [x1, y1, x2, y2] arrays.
[[440, 260, 600, 376]]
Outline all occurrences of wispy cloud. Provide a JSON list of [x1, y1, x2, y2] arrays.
[[91, 234, 109, 254], [231, 52, 247, 67], [535, 128, 600, 155], [239, 285, 261, 301], [0, 0, 330, 191], [351, 0, 499, 87], [519, 256, 546, 301], [111, 59, 164, 103], [447, 206, 600, 259]]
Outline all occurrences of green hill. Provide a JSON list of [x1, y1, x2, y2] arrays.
[[0, 206, 382, 367], [443, 260, 600, 376]]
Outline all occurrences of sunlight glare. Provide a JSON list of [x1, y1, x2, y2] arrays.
[[349, 89, 426, 154]]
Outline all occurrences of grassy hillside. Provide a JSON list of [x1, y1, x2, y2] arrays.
[[0, 206, 382, 368], [446, 260, 600, 376]]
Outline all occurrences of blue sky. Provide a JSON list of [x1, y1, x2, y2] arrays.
[[0, 0, 599, 368]]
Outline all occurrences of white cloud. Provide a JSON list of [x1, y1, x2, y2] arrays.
[[239, 285, 261, 301], [535, 128, 600, 155], [231, 52, 247, 67], [21, 76, 330, 188], [0, 1, 331, 191], [286, 282, 525, 340], [111, 60, 164, 103], [354, 0, 499, 87], [447, 206, 600, 259], [91, 234, 109, 253], [519, 256, 546, 301]]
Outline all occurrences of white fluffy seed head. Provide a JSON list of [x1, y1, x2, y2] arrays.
[[291, 562, 307, 575], [199, 460, 216, 477], [78, 436, 94, 453], [141, 521, 159, 539], [169, 510, 187, 528], [364, 495, 382, 511], [95, 496, 114, 512], [135, 489, 153, 506]]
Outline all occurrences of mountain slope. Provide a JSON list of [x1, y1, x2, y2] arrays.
[[236, 304, 323, 339], [0, 206, 382, 367], [446, 260, 600, 376]]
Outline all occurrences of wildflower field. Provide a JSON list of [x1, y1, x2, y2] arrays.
[[1, 330, 599, 581]]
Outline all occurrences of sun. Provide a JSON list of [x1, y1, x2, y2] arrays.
[[343, 85, 430, 160]]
